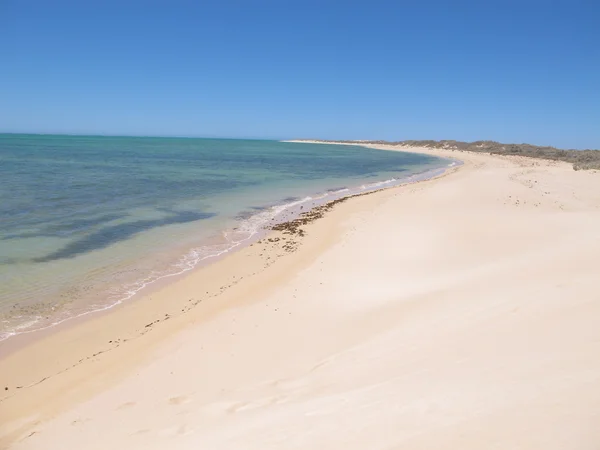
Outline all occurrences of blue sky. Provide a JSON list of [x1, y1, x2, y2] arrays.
[[1, 0, 598, 148]]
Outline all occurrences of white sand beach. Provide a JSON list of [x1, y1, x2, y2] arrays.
[[2, 144, 600, 449]]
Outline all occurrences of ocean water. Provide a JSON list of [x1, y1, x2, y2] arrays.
[[0, 135, 450, 340]]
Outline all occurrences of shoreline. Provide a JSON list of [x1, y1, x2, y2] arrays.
[[0, 146, 460, 446], [0, 149, 452, 346], [3, 144, 600, 449]]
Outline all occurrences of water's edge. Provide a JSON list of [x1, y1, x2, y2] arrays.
[[1, 153, 461, 343]]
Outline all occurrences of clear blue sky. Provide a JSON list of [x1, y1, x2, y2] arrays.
[[1, 1, 598, 148]]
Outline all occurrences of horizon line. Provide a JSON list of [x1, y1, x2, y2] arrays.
[[1, 132, 597, 151], [0, 132, 285, 141]]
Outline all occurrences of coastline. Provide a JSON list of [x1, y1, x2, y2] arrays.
[[0, 146, 457, 445], [3, 144, 600, 449], [0, 144, 450, 344]]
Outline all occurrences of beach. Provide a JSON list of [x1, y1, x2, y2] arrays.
[[2, 144, 600, 449], [0, 136, 443, 342]]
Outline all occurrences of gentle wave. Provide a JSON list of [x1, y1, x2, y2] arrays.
[[0, 162, 459, 342]]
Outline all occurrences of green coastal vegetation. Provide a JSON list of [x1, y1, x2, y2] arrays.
[[312, 140, 600, 171]]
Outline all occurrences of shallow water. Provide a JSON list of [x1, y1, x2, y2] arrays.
[[0, 135, 448, 340]]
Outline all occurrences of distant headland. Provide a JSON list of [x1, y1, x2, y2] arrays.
[[290, 139, 600, 171]]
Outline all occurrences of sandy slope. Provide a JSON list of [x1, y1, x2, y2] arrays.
[[2, 145, 600, 449]]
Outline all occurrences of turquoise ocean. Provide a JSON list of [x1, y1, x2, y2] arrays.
[[0, 135, 451, 341]]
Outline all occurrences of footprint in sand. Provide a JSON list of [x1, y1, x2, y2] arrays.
[[168, 395, 191, 406], [116, 401, 136, 410], [158, 424, 194, 437], [225, 396, 285, 414], [70, 418, 91, 426], [131, 429, 150, 436]]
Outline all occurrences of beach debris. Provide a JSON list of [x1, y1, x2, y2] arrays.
[[271, 195, 350, 237]]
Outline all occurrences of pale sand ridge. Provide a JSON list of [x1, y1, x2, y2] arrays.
[[2, 145, 600, 449]]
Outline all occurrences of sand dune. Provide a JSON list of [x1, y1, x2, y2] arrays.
[[2, 145, 600, 449]]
